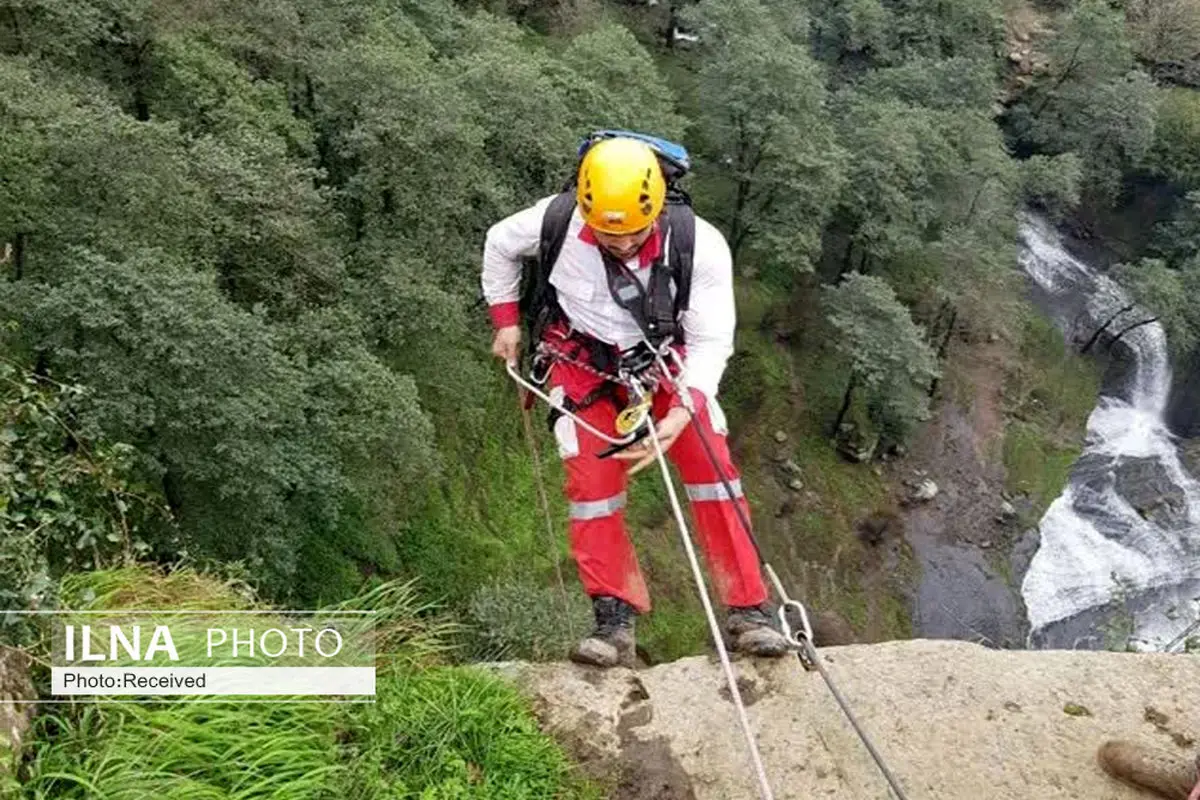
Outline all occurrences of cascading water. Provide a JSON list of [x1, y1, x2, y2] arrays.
[[1017, 213, 1200, 651]]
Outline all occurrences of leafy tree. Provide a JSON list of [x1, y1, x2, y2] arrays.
[[1144, 87, 1200, 189], [452, 15, 579, 202], [824, 273, 939, 442], [806, 0, 1001, 70], [1115, 257, 1200, 358], [925, 222, 1021, 340], [1011, 0, 1158, 202], [1126, 0, 1200, 87], [831, 95, 950, 267], [1, 358, 169, 613], [2, 249, 436, 598], [855, 56, 995, 111], [807, 0, 892, 66], [883, 0, 1002, 64], [309, 17, 497, 272], [1153, 190, 1200, 266], [1020, 153, 1085, 221], [683, 0, 846, 275], [554, 22, 685, 141]]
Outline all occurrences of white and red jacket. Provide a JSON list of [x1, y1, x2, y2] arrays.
[[481, 195, 736, 405]]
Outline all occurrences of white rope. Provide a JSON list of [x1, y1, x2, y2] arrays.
[[505, 361, 637, 446], [646, 411, 776, 800], [505, 358, 774, 798]]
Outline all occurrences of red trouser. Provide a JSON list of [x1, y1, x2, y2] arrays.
[[549, 356, 768, 613]]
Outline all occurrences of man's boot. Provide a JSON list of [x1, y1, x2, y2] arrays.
[[570, 596, 636, 668], [726, 604, 790, 657]]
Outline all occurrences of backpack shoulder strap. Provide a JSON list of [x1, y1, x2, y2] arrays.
[[524, 191, 577, 354], [538, 191, 577, 279], [666, 203, 695, 316]]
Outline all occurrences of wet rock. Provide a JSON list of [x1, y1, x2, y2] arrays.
[[1010, 528, 1041, 588], [773, 430, 788, 444], [910, 479, 939, 503], [1181, 439, 1200, 482], [1112, 456, 1189, 530]]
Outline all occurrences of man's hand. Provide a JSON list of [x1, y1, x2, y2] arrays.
[[612, 406, 691, 475], [491, 325, 522, 364]]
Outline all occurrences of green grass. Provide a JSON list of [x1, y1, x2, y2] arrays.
[[637, 594, 713, 664], [15, 567, 598, 800], [1001, 310, 1101, 516], [1002, 421, 1083, 511], [348, 667, 601, 799]]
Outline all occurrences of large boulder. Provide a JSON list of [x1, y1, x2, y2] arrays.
[[1112, 456, 1189, 530], [500, 640, 1200, 799]]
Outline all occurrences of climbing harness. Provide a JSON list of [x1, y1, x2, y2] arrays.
[[507, 337, 913, 800]]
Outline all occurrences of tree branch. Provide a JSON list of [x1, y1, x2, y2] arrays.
[[1080, 303, 1135, 354], [1108, 317, 1159, 348]]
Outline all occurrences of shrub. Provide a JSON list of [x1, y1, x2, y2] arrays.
[[465, 582, 592, 662]]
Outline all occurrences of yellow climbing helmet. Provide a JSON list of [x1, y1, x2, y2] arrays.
[[576, 137, 666, 235]]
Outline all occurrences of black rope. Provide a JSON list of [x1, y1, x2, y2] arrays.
[[801, 637, 913, 800]]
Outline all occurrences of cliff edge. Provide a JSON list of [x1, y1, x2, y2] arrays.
[[500, 640, 1200, 799]]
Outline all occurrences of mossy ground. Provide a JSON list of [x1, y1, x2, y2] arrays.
[[1001, 311, 1102, 520]]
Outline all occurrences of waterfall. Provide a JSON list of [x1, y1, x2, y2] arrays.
[[1017, 214, 1200, 651]]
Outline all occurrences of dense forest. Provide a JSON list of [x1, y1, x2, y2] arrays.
[[1, 0, 1199, 791]]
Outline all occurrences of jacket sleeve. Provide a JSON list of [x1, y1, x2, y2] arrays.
[[677, 217, 736, 404], [481, 196, 555, 329]]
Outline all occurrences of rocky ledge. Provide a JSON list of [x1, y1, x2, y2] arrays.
[[498, 640, 1200, 799]]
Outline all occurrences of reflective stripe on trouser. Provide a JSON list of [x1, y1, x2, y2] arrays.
[[553, 358, 767, 612], [684, 479, 744, 503], [569, 493, 627, 520]]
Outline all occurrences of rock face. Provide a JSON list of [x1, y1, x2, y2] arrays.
[[0, 646, 34, 775], [1111, 456, 1189, 530], [502, 640, 1200, 799], [1167, 347, 1200, 438], [1182, 439, 1200, 482]]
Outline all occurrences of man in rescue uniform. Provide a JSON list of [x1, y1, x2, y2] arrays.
[[481, 137, 788, 667]]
